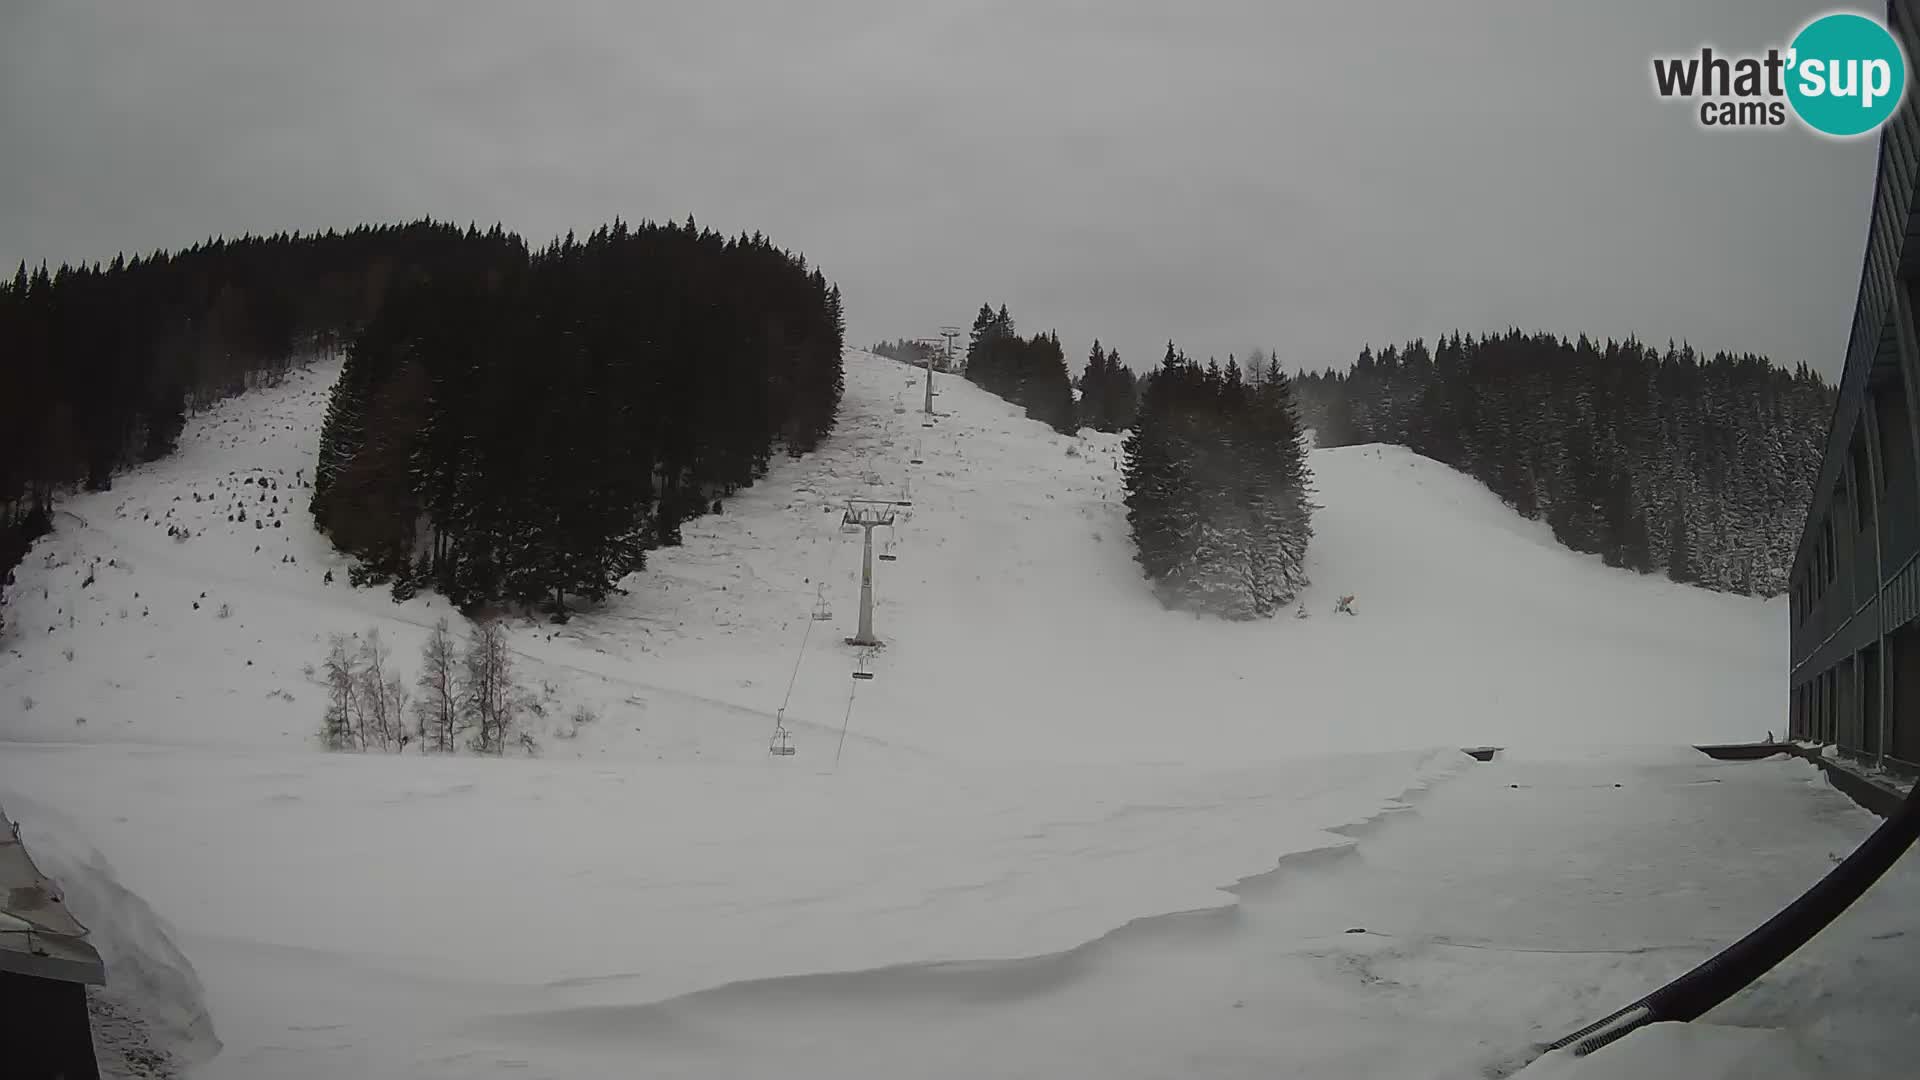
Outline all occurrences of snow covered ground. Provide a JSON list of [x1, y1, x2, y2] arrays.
[[1, 349, 1905, 1078]]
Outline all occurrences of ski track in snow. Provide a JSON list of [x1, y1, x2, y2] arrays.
[[0, 350, 1896, 1078]]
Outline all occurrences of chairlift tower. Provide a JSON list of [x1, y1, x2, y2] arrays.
[[936, 326, 961, 414], [911, 336, 942, 417], [842, 499, 898, 646]]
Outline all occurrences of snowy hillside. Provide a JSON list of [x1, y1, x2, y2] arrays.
[[0, 348, 1866, 1080], [0, 348, 1779, 761]]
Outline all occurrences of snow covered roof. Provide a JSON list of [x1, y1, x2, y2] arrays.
[[0, 806, 105, 984]]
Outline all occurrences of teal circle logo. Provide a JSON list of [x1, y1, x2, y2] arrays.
[[1786, 13, 1907, 136]]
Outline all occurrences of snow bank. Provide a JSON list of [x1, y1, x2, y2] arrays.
[[1, 790, 220, 1070]]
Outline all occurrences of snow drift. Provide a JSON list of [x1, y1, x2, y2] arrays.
[[2, 791, 220, 1072]]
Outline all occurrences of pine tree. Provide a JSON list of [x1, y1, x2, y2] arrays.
[[1023, 331, 1078, 434], [1121, 345, 1314, 619], [1080, 340, 1109, 431], [1105, 347, 1137, 430], [1123, 344, 1198, 587], [1253, 363, 1314, 606], [1668, 495, 1694, 584]]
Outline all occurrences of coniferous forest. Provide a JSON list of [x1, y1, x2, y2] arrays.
[[1075, 339, 1140, 433], [884, 322, 1137, 431], [311, 220, 845, 618], [0, 222, 503, 629], [1290, 331, 1835, 596], [962, 304, 1079, 435], [1124, 346, 1314, 619], [870, 337, 952, 370], [0, 218, 845, 629]]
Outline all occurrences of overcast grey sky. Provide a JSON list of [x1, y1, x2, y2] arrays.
[[0, 0, 1880, 376]]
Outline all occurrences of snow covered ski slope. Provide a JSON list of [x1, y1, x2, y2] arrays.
[[0, 347, 1875, 1080], [1, 348, 1779, 762]]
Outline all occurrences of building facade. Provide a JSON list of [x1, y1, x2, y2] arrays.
[[1788, 0, 1920, 775], [2, 810, 106, 1080]]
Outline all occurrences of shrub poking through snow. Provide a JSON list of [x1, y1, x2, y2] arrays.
[[558, 702, 598, 740]]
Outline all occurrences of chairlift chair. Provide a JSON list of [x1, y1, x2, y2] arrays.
[[810, 589, 833, 621], [852, 652, 876, 681], [769, 714, 796, 756]]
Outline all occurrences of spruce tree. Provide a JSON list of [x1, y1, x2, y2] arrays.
[[1080, 340, 1109, 431], [1668, 495, 1694, 584], [1105, 347, 1137, 430], [1121, 345, 1315, 619]]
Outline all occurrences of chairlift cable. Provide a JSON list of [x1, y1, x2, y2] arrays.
[[833, 678, 858, 768], [766, 515, 849, 752]]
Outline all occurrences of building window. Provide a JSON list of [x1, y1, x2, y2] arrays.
[[1854, 435, 1876, 531], [1824, 669, 1835, 743]]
